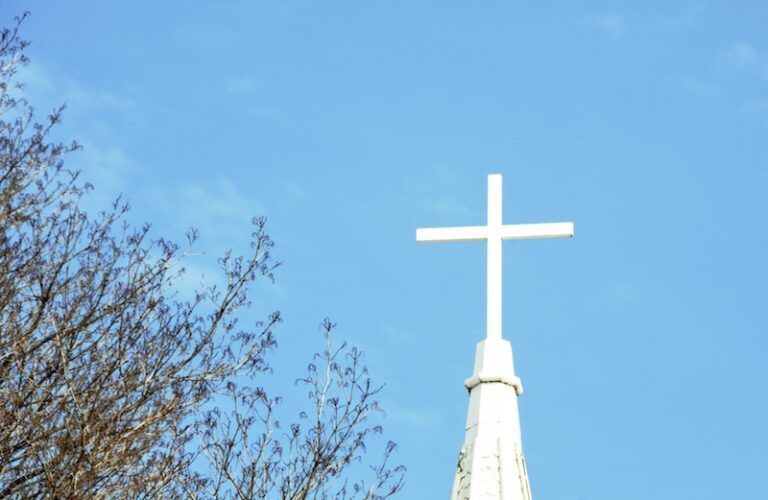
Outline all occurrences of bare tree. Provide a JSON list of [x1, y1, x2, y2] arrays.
[[0, 14, 404, 498], [192, 320, 404, 499]]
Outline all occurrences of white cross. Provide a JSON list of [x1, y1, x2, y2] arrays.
[[416, 174, 573, 340]]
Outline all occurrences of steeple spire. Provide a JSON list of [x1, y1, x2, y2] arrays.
[[450, 337, 530, 499], [416, 174, 573, 499]]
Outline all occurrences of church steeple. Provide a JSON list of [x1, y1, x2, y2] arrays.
[[416, 174, 573, 499], [450, 337, 531, 499]]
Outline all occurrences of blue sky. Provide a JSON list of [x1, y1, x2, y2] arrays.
[[8, 1, 768, 498]]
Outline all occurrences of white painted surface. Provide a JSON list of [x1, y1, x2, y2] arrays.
[[416, 174, 573, 341], [451, 339, 532, 500], [416, 174, 573, 499]]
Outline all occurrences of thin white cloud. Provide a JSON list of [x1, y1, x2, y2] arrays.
[[432, 164, 464, 185], [19, 63, 137, 118], [15, 61, 145, 212], [140, 177, 277, 301], [714, 42, 768, 118], [657, 2, 708, 30], [179, 179, 263, 220], [667, 72, 718, 99], [24, 63, 267, 240], [719, 42, 760, 68], [15, 60, 280, 305], [585, 13, 628, 39], [670, 42, 768, 117], [73, 141, 140, 211], [424, 196, 474, 221], [143, 177, 267, 244], [224, 75, 265, 96], [718, 42, 768, 81], [414, 165, 475, 223], [168, 250, 284, 304]]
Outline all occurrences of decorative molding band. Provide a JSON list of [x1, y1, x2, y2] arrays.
[[464, 372, 523, 395]]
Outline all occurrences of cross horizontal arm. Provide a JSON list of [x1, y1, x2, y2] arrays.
[[416, 226, 488, 243], [501, 222, 574, 240], [416, 222, 573, 243]]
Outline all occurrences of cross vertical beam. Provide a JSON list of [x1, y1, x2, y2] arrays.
[[487, 174, 503, 340]]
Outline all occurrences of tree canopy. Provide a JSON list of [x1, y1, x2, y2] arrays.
[[0, 13, 403, 498]]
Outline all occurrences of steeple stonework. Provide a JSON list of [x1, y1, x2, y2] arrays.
[[416, 174, 573, 499], [451, 338, 531, 500]]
